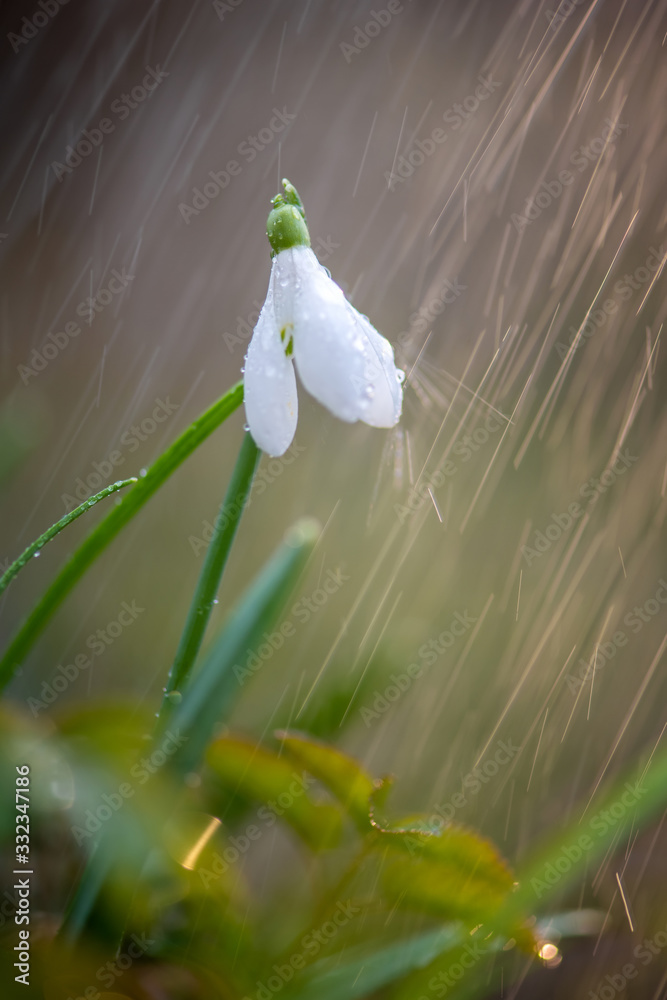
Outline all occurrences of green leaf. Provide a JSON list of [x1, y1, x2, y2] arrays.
[[363, 791, 519, 930], [205, 734, 343, 849], [54, 702, 152, 765], [0, 380, 244, 691], [0, 478, 137, 596], [164, 521, 320, 775], [282, 925, 468, 1000], [375, 818, 514, 888], [276, 730, 378, 831], [390, 928, 512, 1000], [507, 747, 667, 926], [378, 844, 513, 924]]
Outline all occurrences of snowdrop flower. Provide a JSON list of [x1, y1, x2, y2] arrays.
[[243, 179, 404, 456]]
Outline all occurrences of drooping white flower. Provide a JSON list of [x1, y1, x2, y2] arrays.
[[243, 180, 404, 457]]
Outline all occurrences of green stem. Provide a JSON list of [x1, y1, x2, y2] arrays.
[[0, 479, 137, 597], [159, 431, 259, 721], [0, 381, 244, 691]]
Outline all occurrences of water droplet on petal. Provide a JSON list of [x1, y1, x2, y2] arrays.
[[139, 468, 147, 477], [33, 551, 41, 558]]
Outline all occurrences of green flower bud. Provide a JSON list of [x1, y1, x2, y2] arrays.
[[266, 178, 311, 256]]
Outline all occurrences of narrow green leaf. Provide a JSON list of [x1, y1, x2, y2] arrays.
[[165, 521, 320, 775], [391, 928, 511, 1000], [507, 748, 667, 926], [0, 478, 137, 596], [282, 925, 467, 1000], [0, 381, 244, 690], [276, 730, 378, 831], [205, 734, 343, 849]]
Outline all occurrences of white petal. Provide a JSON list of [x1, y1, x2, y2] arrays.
[[243, 280, 298, 457], [276, 247, 372, 422], [352, 308, 404, 428]]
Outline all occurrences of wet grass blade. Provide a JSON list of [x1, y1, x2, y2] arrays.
[[0, 381, 244, 691], [0, 478, 137, 597]]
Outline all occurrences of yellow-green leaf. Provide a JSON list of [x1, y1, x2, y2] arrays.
[[371, 818, 516, 925], [275, 729, 378, 831], [206, 734, 342, 849]]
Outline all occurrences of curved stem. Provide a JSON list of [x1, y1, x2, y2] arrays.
[[159, 430, 259, 723]]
